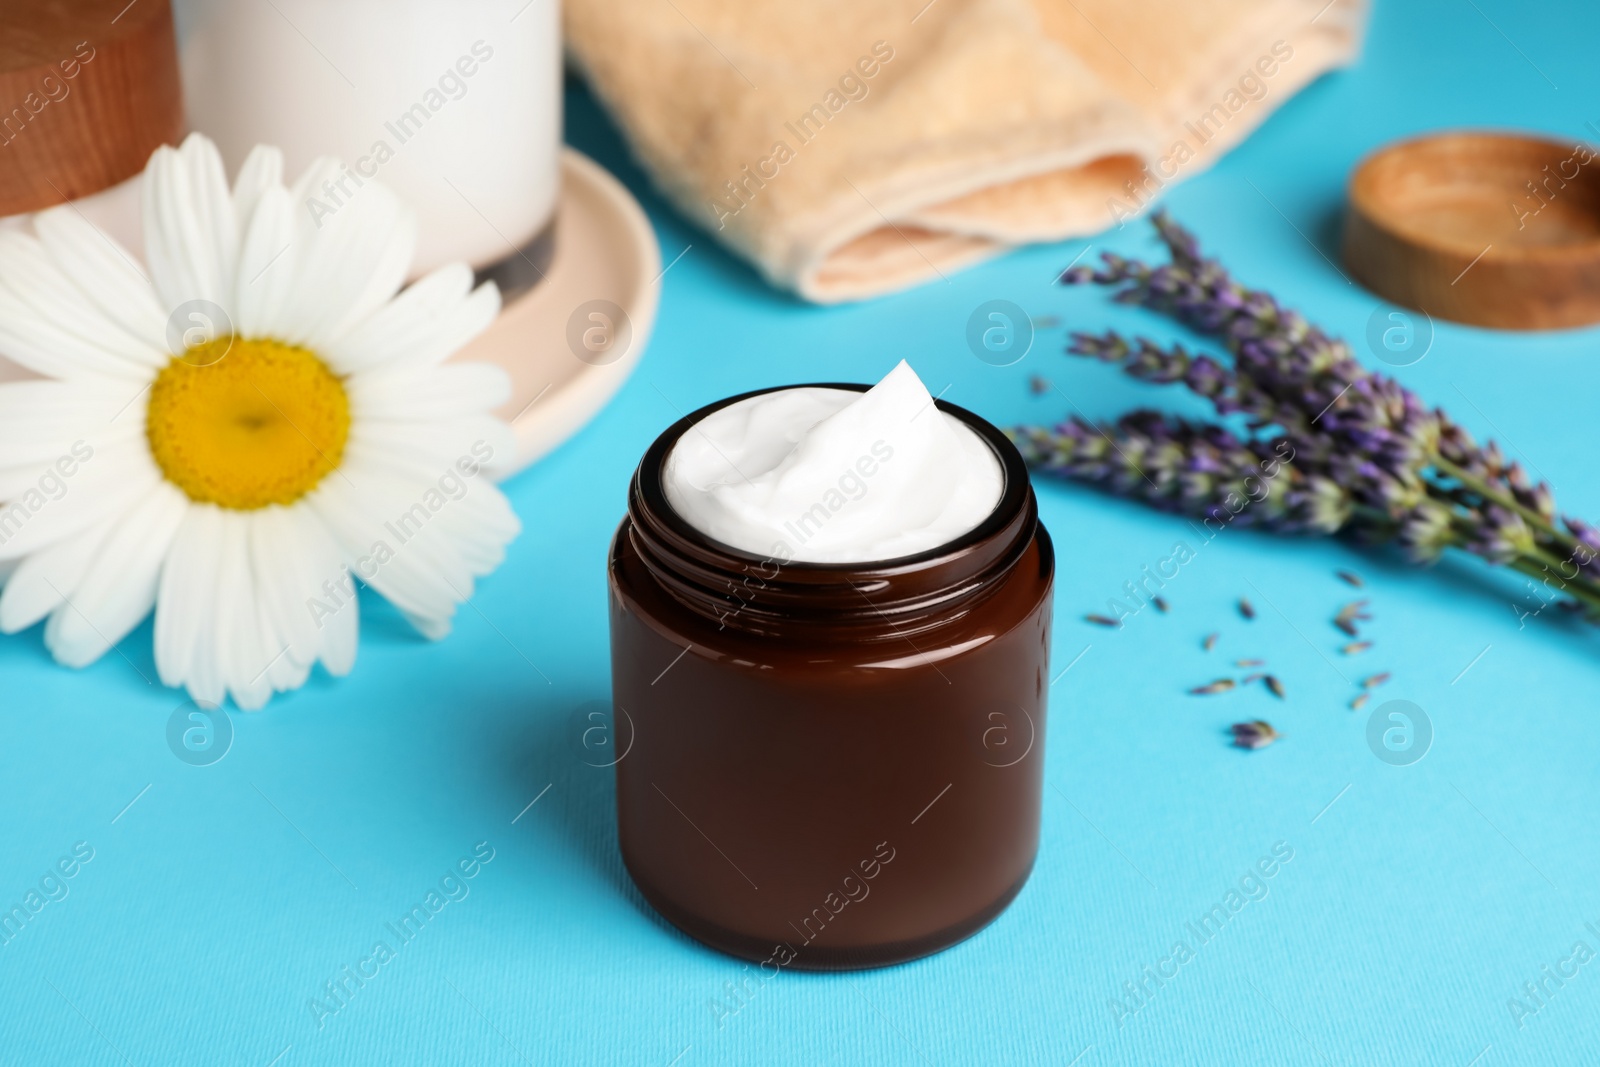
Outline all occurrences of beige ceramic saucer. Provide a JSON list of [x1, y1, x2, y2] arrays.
[[465, 148, 660, 477], [0, 149, 661, 475]]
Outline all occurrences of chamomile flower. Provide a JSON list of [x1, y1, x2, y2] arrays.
[[0, 133, 520, 709]]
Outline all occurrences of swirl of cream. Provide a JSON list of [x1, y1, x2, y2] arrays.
[[664, 361, 1003, 563]]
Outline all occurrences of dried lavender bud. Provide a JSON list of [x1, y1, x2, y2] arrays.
[[1264, 675, 1286, 699], [1203, 632, 1219, 651], [1362, 672, 1391, 689], [1351, 693, 1369, 712], [1236, 658, 1265, 667], [1238, 598, 1256, 620], [1085, 614, 1121, 628], [1334, 601, 1369, 637], [1191, 679, 1237, 695], [1029, 375, 1051, 396], [1341, 641, 1373, 655], [1231, 720, 1280, 749], [1154, 596, 1170, 613], [1337, 570, 1363, 587]]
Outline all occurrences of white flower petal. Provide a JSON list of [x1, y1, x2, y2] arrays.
[[142, 136, 236, 314], [421, 482, 521, 575], [141, 148, 192, 309], [0, 296, 133, 381], [0, 378, 133, 423], [403, 610, 451, 641], [241, 513, 315, 699], [213, 510, 279, 710], [0, 379, 144, 485], [0, 453, 115, 501], [273, 178, 413, 349], [315, 555, 358, 678], [317, 267, 464, 371], [385, 528, 472, 621], [306, 202, 417, 350], [247, 507, 314, 668], [0, 429, 142, 500], [0, 510, 117, 632], [32, 207, 167, 354], [182, 134, 240, 298], [154, 504, 223, 700], [346, 363, 511, 424], [288, 156, 343, 217], [0, 233, 163, 380], [308, 475, 464, 624], [263, 613, 312, 693], [0, 447, 160, 561], [249, 504, 347, 682], [337, 439, 517, 538], [43, 483, 186, 668], [209, 512, 249, 700], [310, 449, 519, 637], [321, 267, 498, 375], [232, 144, 284, 239], [234, 187, 297, 339], [345, 414, 515, 481], [246, 157, 338, 342]]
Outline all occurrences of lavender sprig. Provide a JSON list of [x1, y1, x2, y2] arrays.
[[1013, 411, 1351, 534], [1023, 212, 1600, 619]]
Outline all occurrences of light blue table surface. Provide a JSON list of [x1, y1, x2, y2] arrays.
[[6, 1, 1600, 1064]]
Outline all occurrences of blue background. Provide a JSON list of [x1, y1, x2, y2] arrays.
[[5, 1, 1600, 1063]]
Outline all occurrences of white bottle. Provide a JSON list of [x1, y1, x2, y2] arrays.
[[172, 0, 561, 279]]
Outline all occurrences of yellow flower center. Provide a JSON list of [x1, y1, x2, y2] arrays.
[[146, 337, 351, 510]]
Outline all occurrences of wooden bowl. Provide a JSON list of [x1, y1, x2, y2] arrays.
[[1343, 131, 1600, 330]]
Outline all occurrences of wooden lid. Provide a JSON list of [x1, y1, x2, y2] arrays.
[[0, 0, 183, 216], [1343, 131, 1600, 331]]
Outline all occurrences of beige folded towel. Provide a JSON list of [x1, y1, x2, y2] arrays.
[[565, 0, 1367, 302]]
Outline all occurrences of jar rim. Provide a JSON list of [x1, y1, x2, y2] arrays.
[[635, 382, 1030, 574], [622, 382, 1042, 638]]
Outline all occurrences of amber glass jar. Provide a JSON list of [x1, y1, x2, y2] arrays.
[[608, 384, 1053, 970]]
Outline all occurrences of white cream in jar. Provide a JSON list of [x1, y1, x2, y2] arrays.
[[663, 361, 1003, 564]]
